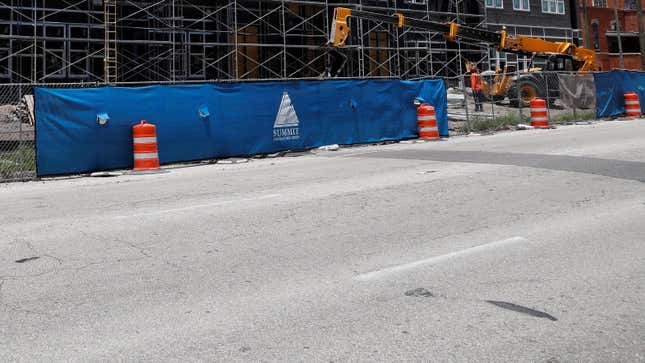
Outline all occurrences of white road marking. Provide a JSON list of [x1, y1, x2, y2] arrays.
[[113, 193, 281, 219], [355, 236, 528, 281]]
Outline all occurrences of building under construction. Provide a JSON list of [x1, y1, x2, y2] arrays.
[[0, 0, 579, 84]]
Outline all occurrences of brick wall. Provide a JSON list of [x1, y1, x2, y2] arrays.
[[581, 0, 645, 70]]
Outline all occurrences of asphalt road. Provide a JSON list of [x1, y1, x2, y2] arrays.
[[1, 121, 645, 362]]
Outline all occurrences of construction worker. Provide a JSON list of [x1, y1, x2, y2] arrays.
[[470, 63, 483, 112]]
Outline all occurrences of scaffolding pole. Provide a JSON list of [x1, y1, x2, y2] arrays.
[[0, 0, 580, 84]]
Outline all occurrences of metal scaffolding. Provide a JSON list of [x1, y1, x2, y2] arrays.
[[0, 0, 573, 85]]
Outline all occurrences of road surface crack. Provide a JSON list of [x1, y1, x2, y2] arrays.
[[0, 276, 49, 316], [114, 237, 152, 258], [486, 300, 558, 321], [14, 239, 64, 265], [113, 238, 194, 272]]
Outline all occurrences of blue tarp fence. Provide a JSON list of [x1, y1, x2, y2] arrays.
[[595, 70, 645, 118], [35, 79, 447, 176]]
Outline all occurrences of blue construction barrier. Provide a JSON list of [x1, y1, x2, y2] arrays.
[[595, 70, 645, 118], [35, 79, 447, 176]]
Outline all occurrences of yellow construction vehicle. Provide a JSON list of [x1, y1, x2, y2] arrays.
[[466, 61, 510, 100], [327, 7, 597, 106]]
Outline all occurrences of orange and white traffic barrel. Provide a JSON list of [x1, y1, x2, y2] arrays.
[[132, 120, 160, 171], [530, 98, 550, 129], [417, 103, 439, 140], [624, 92, 641, 118]]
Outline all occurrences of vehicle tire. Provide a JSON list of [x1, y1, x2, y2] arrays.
[[508, 78, 544, 108]]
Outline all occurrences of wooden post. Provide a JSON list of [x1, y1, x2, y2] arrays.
[[614, 0, 625, 69]]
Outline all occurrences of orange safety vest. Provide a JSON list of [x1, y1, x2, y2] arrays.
[[470, 71, 482, 91]]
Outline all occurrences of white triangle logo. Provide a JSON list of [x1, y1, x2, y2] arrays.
[[274, 92, 299, 128]]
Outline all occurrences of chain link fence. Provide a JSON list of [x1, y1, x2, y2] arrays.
[[0, 84, 37, 182], [0, 74, 604, 182], [0, 82, 98, 183], [446, 70, 598, 134]]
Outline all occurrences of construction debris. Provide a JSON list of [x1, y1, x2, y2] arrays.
[[318, 144, 340, 151]]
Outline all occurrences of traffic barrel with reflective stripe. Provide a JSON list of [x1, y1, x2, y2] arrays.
[[132, 120, 160, 171], [624, 92, 641, 118], [530, 98, 550, 129], [417, 103, 439, 140]]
